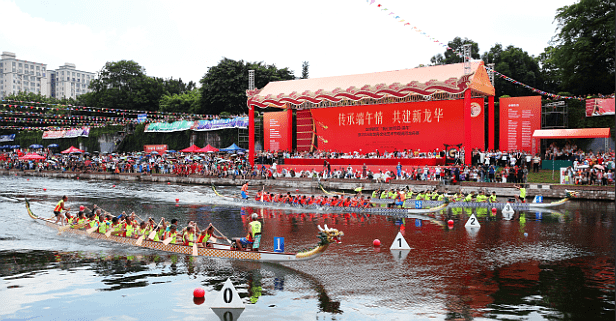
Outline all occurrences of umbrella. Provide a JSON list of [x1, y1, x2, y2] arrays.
[[166, 150, 176, 153], [47, 144, 59, 148], [577, 164, 589, 169], [29, 144, 43, 149], [11, 145, 20, 149], [593, 164, 604, 170], [150, 151, 159, 154]]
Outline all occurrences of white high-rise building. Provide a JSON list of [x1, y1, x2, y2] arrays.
[[49, 63, 96, 100], [0, 51, 95, 100], [0, 51, 49, 99]]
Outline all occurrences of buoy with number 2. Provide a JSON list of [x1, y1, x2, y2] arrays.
[[465, 214, 481, 228]]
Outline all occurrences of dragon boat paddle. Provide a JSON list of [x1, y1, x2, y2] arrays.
[[147, 218, 164, 240], [58, 221, 88, 234]]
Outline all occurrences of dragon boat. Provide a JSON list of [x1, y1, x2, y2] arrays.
[[369, 191, 579, 211], [25, 199, 343, 262], [211, 185, 448, 216]]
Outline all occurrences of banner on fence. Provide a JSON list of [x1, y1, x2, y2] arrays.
[[144, 144, 168, 153], [42, 127, 90, 139], [585, 98, 615, 117], [144, 117, 248, 133], [0, 134, 15, 142]]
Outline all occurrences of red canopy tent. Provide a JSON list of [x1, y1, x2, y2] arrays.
[[61, 146, 84, 154], [19, 153, 46, 160], [198, 144, 219, 153], [180, 144, 201, 153]]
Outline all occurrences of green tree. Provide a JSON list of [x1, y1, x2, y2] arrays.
[[537, 46, 561, 95], [159, 89, 201, 114], [430, 37, 480, 65], [482, 44, 542, 97], [301, 61, 309, 79], [198, 58, 295, 115], [551, 0, 615, 95]]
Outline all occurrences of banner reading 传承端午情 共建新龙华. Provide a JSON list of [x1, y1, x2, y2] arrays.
[[309, 99, 485, 153]]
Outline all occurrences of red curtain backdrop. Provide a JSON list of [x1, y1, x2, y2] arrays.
[[499, 96, 542, 154], [309, 99, 485, 153], [264, 111, 292, 151]]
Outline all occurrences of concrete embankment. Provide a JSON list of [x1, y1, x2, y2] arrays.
[[2, 169, 613, 201]]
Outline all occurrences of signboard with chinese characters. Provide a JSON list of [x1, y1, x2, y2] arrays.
[[499, 96, 541, 154], [309, 99, 485, 153], [264, 111, 291, 151]]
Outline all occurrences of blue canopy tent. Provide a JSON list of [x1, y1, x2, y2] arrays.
[[219, 143, 246, 153], [30, 144, 43, 149], [10, 145, 20, 149], [47, 144, 59, 148]]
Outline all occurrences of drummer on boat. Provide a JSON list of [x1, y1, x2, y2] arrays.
[[53, 195, 70, 224], [235, 213, 261, 251]]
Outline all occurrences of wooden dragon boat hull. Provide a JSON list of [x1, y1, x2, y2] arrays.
[[211, 186, 448, 216], [25, 199, 334, 262]]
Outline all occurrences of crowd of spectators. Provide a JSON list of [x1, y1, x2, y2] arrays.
[[1, 143, 614, 186]]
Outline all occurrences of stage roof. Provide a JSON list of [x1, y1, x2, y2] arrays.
[[532, 128, 611, 139], [247, 61, 495, 108]]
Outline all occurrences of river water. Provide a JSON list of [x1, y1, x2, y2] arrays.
[[0, 175, 614, 321]]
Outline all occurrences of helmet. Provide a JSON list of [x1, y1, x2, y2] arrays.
[[251, 213, 258, 220]]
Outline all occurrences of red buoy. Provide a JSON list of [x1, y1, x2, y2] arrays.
[[43, 188, 47, 191], [447, 219, 454, 227], [167, 182, 171, 185], [193, 288, 205, 298], [373, 239, 381, 247], [491, 207, 497, 215], [175, 198, 179, 203]]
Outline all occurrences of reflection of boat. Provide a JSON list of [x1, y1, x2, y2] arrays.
[[25, 199, 343, 262], [212, 185, 448, 216]]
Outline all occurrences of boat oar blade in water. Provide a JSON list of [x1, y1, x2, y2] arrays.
[[192, 242, 198, 256], [135, 235, 145, 246], [86, 224, 98, 234], [162, 237, 173, 245]]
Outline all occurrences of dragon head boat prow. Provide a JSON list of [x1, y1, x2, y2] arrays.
[[317, 224, 344, 245], [565, 190, 580, 198]]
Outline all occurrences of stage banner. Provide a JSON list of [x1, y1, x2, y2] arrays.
[[0, 134, 15, 142], [42, 127, 90, 139], [144, 144, 168, 153], [264, 111, 291, 151], [499, 96, 541, 154], [585, 98, 615, 117], [309, 99, 484, 153]]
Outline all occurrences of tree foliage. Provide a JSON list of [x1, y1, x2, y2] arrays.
[[482, 44, 542, 97], [82, 60, 195, 112], [551, 0, 615, 95], [430, 37, 480, 65], [159, 89, 201, 114], [198, 58, 295, 115], [301, 61, 309, 79]]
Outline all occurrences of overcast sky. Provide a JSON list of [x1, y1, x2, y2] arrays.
[[1, 0, 572, 85]]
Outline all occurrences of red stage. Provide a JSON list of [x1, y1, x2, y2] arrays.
[[283, 158, 445, 166]]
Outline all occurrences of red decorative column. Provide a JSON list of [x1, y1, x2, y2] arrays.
[[488, 95, 495, 150], [248, 105, 255, 166], [286, 108, 293, 152], [464, 89, 472, 165]]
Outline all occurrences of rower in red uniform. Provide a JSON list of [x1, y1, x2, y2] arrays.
[[343, 197, 351, 207]]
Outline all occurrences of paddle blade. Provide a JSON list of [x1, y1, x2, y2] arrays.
[[147, 230, 157, 240], [192, 243, 198, 256], [209, 236, 217, 243], [162, 237, 173, 245], [105, 230, 112, 238], [86, 225, 97, 234], [136, 235, 144, 246]]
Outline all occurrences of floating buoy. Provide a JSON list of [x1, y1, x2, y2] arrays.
[[193, 287, 205, 298], [524, 232, 528, 237], [465, 214, 481, 228], [43, 188, 47, 191], [175, 198, 179, 203], [167, 182, 171, 185], [27, 179, 29, 181], [76, 177, 79, 180], [390, 232, 411, 250], [112, 185, 116, 188], [491, 207, 497, 215], [295, 189, 299, 192], [448, 219, 454, 227], [373, 239, 381, 247]]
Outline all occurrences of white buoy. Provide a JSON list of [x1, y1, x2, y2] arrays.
[[211, 278, 245, 309], [390, 231, 411, 250], [464, 214, 481, 228], [502, 203, 515, 214]]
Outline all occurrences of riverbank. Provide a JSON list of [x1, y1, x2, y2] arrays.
[[2, 169, 613, 201]]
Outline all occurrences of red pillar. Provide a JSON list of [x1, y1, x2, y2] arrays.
[[286, 108, 293, 152], [488, 95, 495, 151], [248, 105, 255, 166], [464, 89, 472, 165]]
